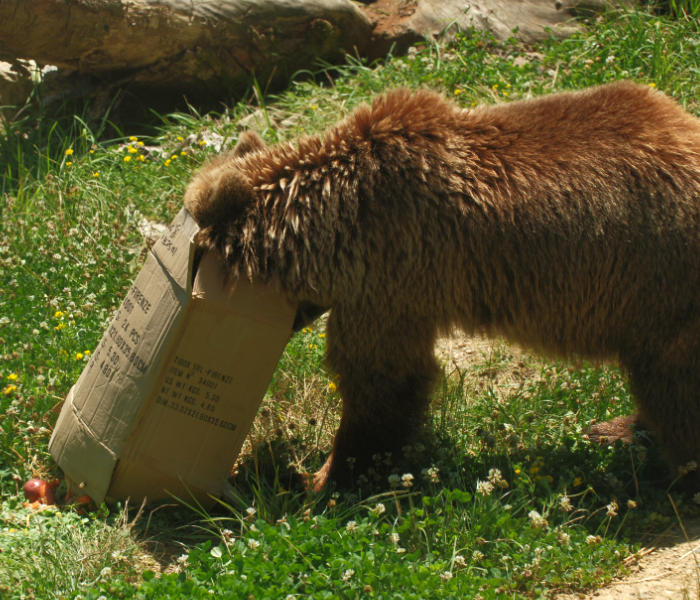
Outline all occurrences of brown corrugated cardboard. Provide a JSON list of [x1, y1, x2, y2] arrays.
[[49, 208, 296, 505]]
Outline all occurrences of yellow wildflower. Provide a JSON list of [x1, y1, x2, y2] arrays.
[[54, 310, 65, 318], [55, 323, 66, 331], [180, 151, 187, 156], [171, 155, 178, 160], [76, 353, 84, 360], [6, 373, 18, 381], [84, 349, 91, 356], [137, 155, 146, 162], [93, 172, 100, 178], [3, 385, 17, 395], [648, 82, 657, 88], [129, 136, 138, 142], [177, 136, 184, 142], [165, 159, 172, 167], [127, 146, 138, 154], [454, 88, 463, 95], [137, 141, 144, 147], [328, 382, 337, 393], [199, 140, 207, 146], [573, 476, 583, 487], [66, 161, 73, 167], [123, 155, 132, 162], [65, 148, 74, 156]]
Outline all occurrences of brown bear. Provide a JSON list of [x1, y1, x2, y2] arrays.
[[184, 81, 700, 491]]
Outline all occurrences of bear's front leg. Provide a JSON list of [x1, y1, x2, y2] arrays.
[[313, 309, 440, 491]]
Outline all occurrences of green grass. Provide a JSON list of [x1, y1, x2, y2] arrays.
[[1, 5, 699, 599]]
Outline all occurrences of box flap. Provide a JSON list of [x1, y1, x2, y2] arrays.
[[108, 253, 297, 503], [49, 209, 201, 503]]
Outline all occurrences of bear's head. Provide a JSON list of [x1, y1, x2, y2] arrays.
[[184, 130, 266, 232]]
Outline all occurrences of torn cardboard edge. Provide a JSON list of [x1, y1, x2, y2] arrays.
[[49, 208, 296, 505]]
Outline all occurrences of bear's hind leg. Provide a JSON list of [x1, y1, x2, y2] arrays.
[[627, 356, 700, 486]]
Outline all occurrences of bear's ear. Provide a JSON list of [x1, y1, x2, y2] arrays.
[[232, 130, 266, 157], [184, 167, 256, 229]]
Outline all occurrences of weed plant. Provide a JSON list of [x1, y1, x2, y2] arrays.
[[1, 5, 699, 599]]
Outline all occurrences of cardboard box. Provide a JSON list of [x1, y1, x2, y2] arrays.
[[49, 208, 296, 505]]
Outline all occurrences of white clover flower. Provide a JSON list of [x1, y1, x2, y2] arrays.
[[557, 530, 571, 546], [423, 465, 440, 483], [341, 569, 355, 581], [559, 495, 573, 512], [487, 468, 508, 489], [396, 547, 406, 554], [247, 538, 261, 550], [177, 553, 189, 565], [370, 503, 386, 516], [472, 550, 484, 563], [246, 506, 257, 518], [606, 500, 619, 517], [453, 554, 467, 568], [390, 532, 400, 545], [345, 520, 358, 533], [586, 535, 602, 545], [476, 480, 494, 496], [440, 571, 453, 581], [401, 473, 414, 488], [528, 510, 548, 528]]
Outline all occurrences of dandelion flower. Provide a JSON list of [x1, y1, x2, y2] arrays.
[[180, 151, 187, 156], [127, 146, 138, 154], [164, 159, 172, 167], [176, 136, 184, 142], [66, 161, 73, 167], [65, 148, 74, 156], [84, 349, 91, 356], [129, 136, 138, 142], [454, 88, 463, 95], [6, 373, 18, 381], [92, 172, 100, 178], [328, 381, 337, 393], [76, 353, 84, 360], [137, 155, 146, 162], [123, 155, 132, 162]]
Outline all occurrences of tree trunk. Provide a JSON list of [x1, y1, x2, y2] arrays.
[[0, 0, 372, 100]]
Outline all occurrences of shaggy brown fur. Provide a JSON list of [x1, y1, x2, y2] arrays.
[[185, 82, 700, 491]]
